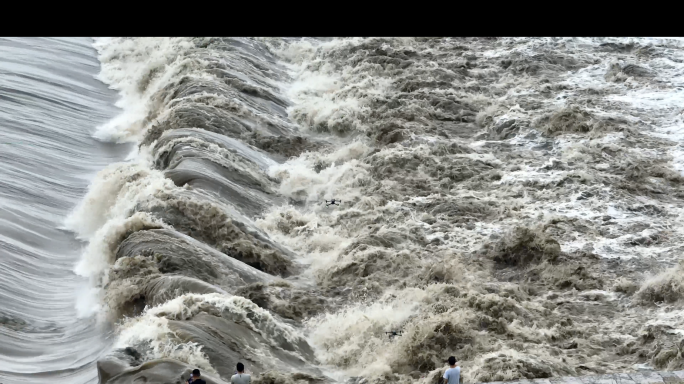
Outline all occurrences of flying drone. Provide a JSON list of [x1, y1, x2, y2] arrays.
[[385, 330, 402, 339], [325, 199, 341, 207]]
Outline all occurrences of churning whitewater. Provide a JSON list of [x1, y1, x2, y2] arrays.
[[66, 37, 684, 384]]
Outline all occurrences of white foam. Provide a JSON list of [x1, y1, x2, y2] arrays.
[[305, 288, 427, 375], [73, 211, 169, 280], [147, 293, 304, 347], [115, 312, 216, 372], [267, 141, 372, 205], [75, 284, 102, 319], [113, 292, 308, 370], [607, 88, 684, 111], [64, 158, 167, 240], [92, 37, 197, 143], [278, 39, 393, 134]]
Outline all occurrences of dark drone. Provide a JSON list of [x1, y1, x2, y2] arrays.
[[325, 199, 341, 206], [385, 330, 402, 338]]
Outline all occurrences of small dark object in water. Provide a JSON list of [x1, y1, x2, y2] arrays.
[[385, 330, 402, 338], [325, 199, 341, 206], [123, 347, 141, 360]]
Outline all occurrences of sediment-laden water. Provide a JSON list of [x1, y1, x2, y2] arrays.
[[5, 37, 684, 384]]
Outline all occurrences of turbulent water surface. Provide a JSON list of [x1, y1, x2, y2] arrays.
[[4, 37, 684, 384]]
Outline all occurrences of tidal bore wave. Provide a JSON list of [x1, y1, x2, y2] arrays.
[[65, 37, 684, 384]]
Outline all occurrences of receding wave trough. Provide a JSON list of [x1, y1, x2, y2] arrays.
[[4, 37, 684, 384]]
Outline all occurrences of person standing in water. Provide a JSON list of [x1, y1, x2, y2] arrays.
[[231, 362, 251, 384], [443, 356, 461, 384]]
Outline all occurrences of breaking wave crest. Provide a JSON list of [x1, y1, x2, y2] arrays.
[[70, 37, 684, 383]]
